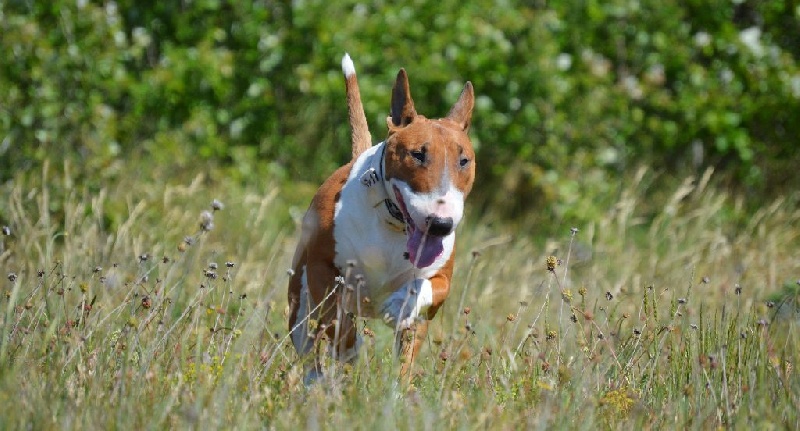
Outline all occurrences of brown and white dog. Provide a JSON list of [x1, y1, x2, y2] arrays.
[[287, 54, 475, 384]]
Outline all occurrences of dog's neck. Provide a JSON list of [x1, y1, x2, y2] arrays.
[[358, 142, 406, 232]]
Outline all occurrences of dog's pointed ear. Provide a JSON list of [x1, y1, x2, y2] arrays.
[[447, 82, 474, 132], [390, 68, 416, 128]]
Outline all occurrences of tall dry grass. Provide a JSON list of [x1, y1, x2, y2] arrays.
[[0, 165, 797, 429]]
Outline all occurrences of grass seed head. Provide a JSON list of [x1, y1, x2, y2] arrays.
[[546, 255, 558, 272], [199, 210, 215, 231]]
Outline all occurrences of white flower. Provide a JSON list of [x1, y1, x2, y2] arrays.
[[694, 32, 711, 48], [739, 27, 764, 57], [556, 53, 572, 71]]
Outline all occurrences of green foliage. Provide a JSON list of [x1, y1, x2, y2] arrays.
[[1, 1, 799, 223]]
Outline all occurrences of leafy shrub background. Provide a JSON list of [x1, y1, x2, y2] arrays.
[[1, 0, 798, 223]]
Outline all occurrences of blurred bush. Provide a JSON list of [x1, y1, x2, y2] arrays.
[[1, 0, 798, 223]]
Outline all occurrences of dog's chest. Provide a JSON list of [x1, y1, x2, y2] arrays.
[[329, 146, 441, 315]]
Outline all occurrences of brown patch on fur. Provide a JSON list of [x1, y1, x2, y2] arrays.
[[344, 62, 372, 159], [287, 162, 359, 357]]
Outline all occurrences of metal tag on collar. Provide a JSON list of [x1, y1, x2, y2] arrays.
[[360, 168, 379, 187]]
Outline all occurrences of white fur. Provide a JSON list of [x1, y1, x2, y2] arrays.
[[380, 279, 434, 329], [342, 53, 356, 78]]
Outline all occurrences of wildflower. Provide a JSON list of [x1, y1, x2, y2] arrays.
[[578, 286, 587, 297], [92, 266, 102, 273], [701, 276, 710, 284], [463, 307, 471, 315], [199, 210, 214, 231], [570, 227, 579, 235], [546, 330, 557, 340], [208, 262, 218, 270], [766, 301, 775, 308], [570, 314, 578, 323], [546, 256, 558, 272], [226, 261, 235, 268], [162, 256, 170, 263], [690, 324, 698, 330], [757, 319, 769, 327], [600, 387, 635, 416], [605, 291, 614, 300], [8, 273, 18, 282], [139, 253, 149, 262], [1, 226, 10, 236], [507, 313, 517, 322], [561, 289, 573, 303], [735, 284, 742, 295], [211, 199, 224, 211], [677, 298, 687, 304], [142, 296, 151, 309]]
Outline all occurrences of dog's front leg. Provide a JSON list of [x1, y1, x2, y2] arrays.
[[394, 257, 454, 378]]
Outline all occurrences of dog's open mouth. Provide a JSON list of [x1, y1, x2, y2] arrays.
[[393, 186, 445, 269]]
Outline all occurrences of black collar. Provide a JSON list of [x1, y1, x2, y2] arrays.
[[378, 143, 405, 225]]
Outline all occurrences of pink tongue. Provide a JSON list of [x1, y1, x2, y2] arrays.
[[407, 229, 444, 268]]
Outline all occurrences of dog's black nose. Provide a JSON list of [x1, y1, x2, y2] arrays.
[[426, 216, 454, 237]]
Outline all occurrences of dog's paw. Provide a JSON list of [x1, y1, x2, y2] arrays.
[[380, 279, 433, 330]]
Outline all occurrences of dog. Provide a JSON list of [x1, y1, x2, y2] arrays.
[[287, 53, 475, 384]]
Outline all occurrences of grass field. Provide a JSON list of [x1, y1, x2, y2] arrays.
[[0, 164, 797, 430]]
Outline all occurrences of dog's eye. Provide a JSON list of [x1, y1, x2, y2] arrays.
[[459, 156, 471, 168], [409, 149, 426, 164]]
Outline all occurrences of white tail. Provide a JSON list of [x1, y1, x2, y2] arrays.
[[342, 53, 372, 159]]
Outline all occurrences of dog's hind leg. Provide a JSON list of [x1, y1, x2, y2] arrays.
[[293, 262, 362, 384]]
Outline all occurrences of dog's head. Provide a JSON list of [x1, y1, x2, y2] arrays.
[[383, 69, 475, 269]]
